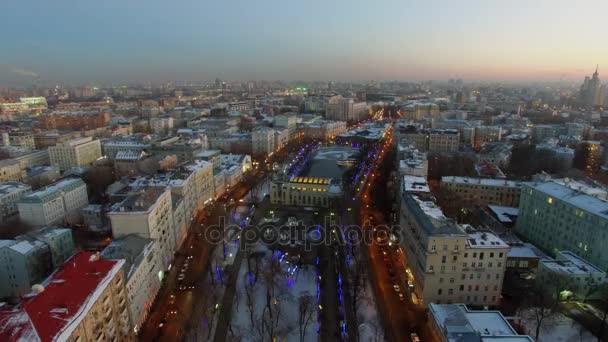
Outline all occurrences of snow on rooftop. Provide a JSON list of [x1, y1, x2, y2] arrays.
[[487, 205, 519, 223], [0, 252, 124, 342], [528, 181, 608, 219], [466, 232, 509, 249], [442, 176, 524, 188]]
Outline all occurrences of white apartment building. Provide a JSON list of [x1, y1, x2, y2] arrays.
[[17, 178, 88, 226], [400, 188, 509, 307], [251, 128, 276, 157], [274, 114, 298, 134], [185, 160, 214, 207], [49, 136, 102, 171], [109, 187, 175, 270], [0, 182, 31, 221], [274, 128, 290, 151], [101, 235, 161, 333]]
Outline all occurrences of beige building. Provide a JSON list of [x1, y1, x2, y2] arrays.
[[49, 136, 102, 171], [0, 159, 23, 182], [440, 176, 525, 208], [270, 176, 342, 208], [402, 129, 460, 153], [400, 187, 509, 307], [326, 96, 367, 122], [303, 120, 347, 140], [0, 252, 133, 342], [101, 235, 161, 333], [109, 187, 176, 271]]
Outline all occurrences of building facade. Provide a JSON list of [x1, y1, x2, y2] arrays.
[[17, 177, 89, 226], [441, 177, 525, 208], [49, 136, 102, 171], [0, 182, 31, 221]]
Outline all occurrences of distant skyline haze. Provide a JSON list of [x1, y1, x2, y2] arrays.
[[1, 0, 607, 85]]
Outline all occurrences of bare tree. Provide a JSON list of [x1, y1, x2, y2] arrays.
[[519, 271, 573, 341], [298, 294, 316, 342]]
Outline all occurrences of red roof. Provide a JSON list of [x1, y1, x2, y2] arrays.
[[0, 252, 123, 342]]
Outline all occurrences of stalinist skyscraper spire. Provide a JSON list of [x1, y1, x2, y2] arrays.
[[580, 65, 603, 108]]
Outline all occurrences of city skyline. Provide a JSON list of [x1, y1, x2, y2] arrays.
[[2, 0, 608, 85]]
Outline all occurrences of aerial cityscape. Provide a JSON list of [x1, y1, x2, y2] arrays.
[[1, 1, 608, 342]]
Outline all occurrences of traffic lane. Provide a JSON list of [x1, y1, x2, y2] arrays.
[[367, 241, 412, 342]]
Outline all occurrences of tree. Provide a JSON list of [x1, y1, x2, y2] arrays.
[[519, 271, 572, 341], [298, 294, 316, 342]]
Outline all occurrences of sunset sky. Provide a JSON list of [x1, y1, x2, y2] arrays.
[[1, 0, 607, 85]]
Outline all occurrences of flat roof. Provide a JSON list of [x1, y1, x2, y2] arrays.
[[442, 176, 525, 188], [429, 303, 533, 342], [541, 251, 605, 275], [487, 205, 519, 224], [466, 232, 509, 249], [402, 176, 430, 193], [526, 181, 608, 219]]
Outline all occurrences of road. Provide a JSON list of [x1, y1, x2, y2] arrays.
[[355, 126, 428, 341], [139, 171, 265, 341]]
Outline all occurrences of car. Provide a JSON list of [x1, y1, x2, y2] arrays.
[[393, 284, 400, 293], [398, 293, 405, 302], [178, 274, 185, 281], [387, 268, 396, 278], [410, 333, 421, 342]]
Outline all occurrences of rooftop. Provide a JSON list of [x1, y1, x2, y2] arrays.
[[113, 187, 167, 212], [101, 235, 154, 280], [487, 205, 519, 224], [526, 181, 608, 219], [403, 193, 464, 236], [0, 252, 124, 342], [541, 251, 605, 275], [0, 182, 31, 196], [466, 232, 509, 249], [442, 176, 525, 188], [19, 178, 86, 204], [402, 176, 430, 193], [429, 303, 532, 342]]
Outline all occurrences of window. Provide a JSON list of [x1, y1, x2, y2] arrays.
[[475, 285, 479, 291], [431, 245, 436, 251], [473, 253, 477, 258], [449, 278, 454, 283], [460, 285, 464, 291], [448, 289, 454, 295], [488, 262, 492, 267], [439, 278, 444, 283], [461, 274, 466, 280], [497, 262, 502, 267], [464, 253, 468, 258], [453, 255, 458, 262], [499, 252, 503, 258], [429, 266, 434, 272], [442, 256, 446, 263], [490, 252, 494, 258], [463, 262, 467, 268], [479, 252, 484, 260], [438, 289, 442, 295]]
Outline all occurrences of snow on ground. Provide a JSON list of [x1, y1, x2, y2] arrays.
[[229, 243, 319, 342], [348, 258, 384, 342], [519, 309, 595, 342]]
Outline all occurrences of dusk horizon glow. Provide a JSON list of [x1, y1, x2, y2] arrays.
[[2, 0, 608, 85]]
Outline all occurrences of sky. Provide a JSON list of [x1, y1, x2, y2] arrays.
[[1, 0, 607, 85]]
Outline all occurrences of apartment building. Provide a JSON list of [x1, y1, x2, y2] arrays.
[[0, 182, 31, 221], [516, 179, 608, 271], [326, 96, 368, 122], [401, 128, 460, 153], [109, 187, 175, 271], [0, 252, 133, 341], [184, 160, 214, 208], [0, 228, 73, 299], [101, 235, 161, 333], [440, 177, 525, 208], [399, 186, 508, 307], [427, 304, 532, 342], [251, 128, 276, 157], [17, 177, 89, 226], [0, 159, 23, 182], [303, 120, 347, 140], [537, 251, 606, 300], [49, 136, 102, 171]]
